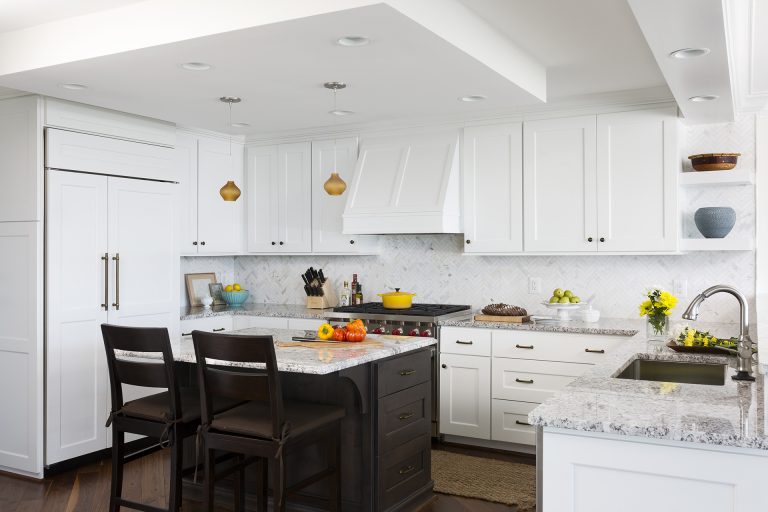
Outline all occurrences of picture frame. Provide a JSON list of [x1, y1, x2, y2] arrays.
[[208, 282, 226, 306], [185, 273, 217, 307]]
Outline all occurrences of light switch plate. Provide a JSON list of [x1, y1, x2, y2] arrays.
[[673, 279, 687, 298], [529, 277, 542, 295]]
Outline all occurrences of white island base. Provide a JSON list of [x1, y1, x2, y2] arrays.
[[541, 428, 768, 512]]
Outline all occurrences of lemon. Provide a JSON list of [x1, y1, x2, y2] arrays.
[[233, 283, 241, 291], [224, 285, 233, 292]]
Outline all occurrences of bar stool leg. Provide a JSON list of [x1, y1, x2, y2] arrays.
[[330, 422, 342, 512], [273, 456, 287, 512], [109, 428, 125, 512], [168, 427, 184, 512], [234, 454, 246, 512], [204, 448, 216, 511], [256, 457, 268, 512]]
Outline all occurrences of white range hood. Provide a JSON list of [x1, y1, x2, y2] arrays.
[[342, 130, 461, 234]]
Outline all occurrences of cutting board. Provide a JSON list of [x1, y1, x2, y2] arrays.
[[474, 314, 531, 323], [276, 339, 384, 349]]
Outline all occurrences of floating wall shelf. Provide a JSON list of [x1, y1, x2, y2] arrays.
[[679, 237, 754, 252], [680, 170, 753, 187]]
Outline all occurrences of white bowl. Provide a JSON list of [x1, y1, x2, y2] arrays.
[[580, 309, 601, 323]]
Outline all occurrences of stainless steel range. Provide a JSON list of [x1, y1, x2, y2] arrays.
[[325, 302, 472, 437]]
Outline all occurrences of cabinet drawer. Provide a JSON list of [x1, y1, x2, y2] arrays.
[[377, 349, 431, 398], [180, 316, 234, 337], [377, 435, 431, 511], [491, 399, 537, 445], [287, 318, 326, 331], [493, 330, 623, 363], [232, 316, 289, 330], [492, 358, 577, 402], [378, 381, 431, 454], [439, 327, 491, 356]]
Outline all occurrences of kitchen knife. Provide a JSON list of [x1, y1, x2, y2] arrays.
[[304, 284, 311, 296], [301, 274, 309, 286], [318, 269, 326, 283]]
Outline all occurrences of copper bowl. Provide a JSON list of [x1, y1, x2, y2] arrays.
[[688, 153, 740, 171]]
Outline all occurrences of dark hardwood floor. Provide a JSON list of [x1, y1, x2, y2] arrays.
[[0, 443, 534, 511]]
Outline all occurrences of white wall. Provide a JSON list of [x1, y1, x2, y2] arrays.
[[182, 113, 757, 324]]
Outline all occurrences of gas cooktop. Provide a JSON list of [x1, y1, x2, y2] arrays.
[[332, 302, 471, 317]]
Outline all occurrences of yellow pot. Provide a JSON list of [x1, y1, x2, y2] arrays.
[[377, 288, 417, 309]]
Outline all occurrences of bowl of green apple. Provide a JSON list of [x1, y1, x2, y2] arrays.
[[541, 288, 583, 321]]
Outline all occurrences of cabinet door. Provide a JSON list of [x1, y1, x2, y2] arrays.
[[523, 116, 597, 252], [312, 138, 378, 253], [197, 137, 243, 254], [0, 222, 43, 475], [176, 132, 198, 255], [0, 96, 41, 222], [596, 108, 678, 252], [277, 142, 312, 252], [439, 353, 490, 439], [246, 145, 280, 252], [463, 124, 523, 252], [232, 316, 289, 330], [46, 171, 110, 464]]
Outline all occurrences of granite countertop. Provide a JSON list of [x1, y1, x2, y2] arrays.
[[439, 316, 642, 337], [182, 304, 330, 321], [528, 322, 767, 450], [119, 327, 436, 375]]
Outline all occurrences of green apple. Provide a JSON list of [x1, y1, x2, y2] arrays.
[[549, 296, 559, 304], [570, 296, 580, 304], [564, 290, 573, 298], [558, 297, 571, 304], [553, 288, 564, 298]]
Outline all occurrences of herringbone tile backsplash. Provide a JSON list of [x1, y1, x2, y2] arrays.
[[183, 114, 757, 324]]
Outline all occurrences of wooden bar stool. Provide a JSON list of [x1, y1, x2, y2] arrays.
[[192, 330, 346, 512], [101, 324, 241, 512]]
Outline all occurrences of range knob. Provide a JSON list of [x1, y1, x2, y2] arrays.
[[408, 328, 421, 337], [391, 327, 404, 336], [420, 329, 433, 337]]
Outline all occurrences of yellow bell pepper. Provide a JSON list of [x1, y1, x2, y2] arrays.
[[317, 323, 335, 341]]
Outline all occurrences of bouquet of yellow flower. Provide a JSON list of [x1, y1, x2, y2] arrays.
[[639, 288, 678, 339]]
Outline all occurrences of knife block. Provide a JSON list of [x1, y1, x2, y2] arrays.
[[306, 281, 339, 309]]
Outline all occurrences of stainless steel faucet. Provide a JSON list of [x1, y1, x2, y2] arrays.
[[681, 284, 755, 381]]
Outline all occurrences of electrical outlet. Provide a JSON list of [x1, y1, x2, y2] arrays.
[[673, 279, 687, 298], [529, 277, 542, 295]]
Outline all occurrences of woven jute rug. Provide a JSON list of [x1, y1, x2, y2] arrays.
[[431, 450, 536, 511]]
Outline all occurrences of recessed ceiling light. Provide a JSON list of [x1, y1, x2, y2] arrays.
[[669, 48, 710, 59], [689, 95, 719, 102], [231, 122, 250, 128], [181, 62, 212, 71], [459, 95, 487, 102], [336, 36, 370, 47], [58, 83, 87, 90], [329, 109, 354, 116]]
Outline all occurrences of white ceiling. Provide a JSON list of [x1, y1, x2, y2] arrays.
[[0, 0, 673, 134], [459, 0, 667, 98], [0, 0, 146, 32]]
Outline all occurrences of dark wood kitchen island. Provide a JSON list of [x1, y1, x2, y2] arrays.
[[118, 328, 436, 512]]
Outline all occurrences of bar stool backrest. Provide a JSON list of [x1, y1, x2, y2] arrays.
[[192, 331, 285, 439]]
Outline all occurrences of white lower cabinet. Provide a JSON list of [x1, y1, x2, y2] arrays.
[[440, 326, 625, 446], [182, 316, 323, 336], [181, 316, 234, 338], [287, 318, 326, 331], [232, 316, 290, 330], [439, 353, 491, 439], [543, 430, 768, 512]]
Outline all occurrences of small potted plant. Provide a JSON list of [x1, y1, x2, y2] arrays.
[[639, 288, 678, 340]]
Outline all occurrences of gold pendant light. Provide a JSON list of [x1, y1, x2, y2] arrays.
[[219, 96, 242, 202], [323, 82, 348, 196]]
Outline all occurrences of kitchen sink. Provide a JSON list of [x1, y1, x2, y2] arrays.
[[614, 359, 727, 386]]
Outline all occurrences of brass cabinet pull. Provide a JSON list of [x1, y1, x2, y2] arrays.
[[111, 253, 120, 310], [399, 369, 415, 376], [101, 253, 109, 310], [585, 348, 605, 354], [515, 344, 534, 349], [182, 332, 193, 336], [212, 328, 226, 332], [516, 420, 532, 426], [399, 465, 416, 475], [455, 340, 473, 345], [398, 412, 414, 421], [515, 378, 534, 384]]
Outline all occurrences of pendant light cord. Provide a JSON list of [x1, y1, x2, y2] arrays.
[[228, 101, 233, 157], [333, 88, 338, 171]]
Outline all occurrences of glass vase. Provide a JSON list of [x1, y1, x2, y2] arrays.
[[646, 314, 669, 341]]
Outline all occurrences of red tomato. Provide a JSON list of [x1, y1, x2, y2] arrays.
[[333, 327, 347, 342]]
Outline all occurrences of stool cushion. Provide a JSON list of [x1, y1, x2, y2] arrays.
[[121, 388, 241, 424], [210, 400, 345, 439]]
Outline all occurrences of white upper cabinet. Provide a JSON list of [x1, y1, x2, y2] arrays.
[[524, 115, 598, 252], [463, 123, 523, 253], [246, 142, 311, 253], [197, 136, 244, 254], [311, 138, 378, 253], [0, 96, 42, 222], [177, 132, 245, 255], [596, 108, 678, 252], [343, 131, 462, 234]]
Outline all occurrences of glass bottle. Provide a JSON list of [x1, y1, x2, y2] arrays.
[[339, 281, 350, 306], [355, 283, 363, 305], [350, 274, 358, 305]]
